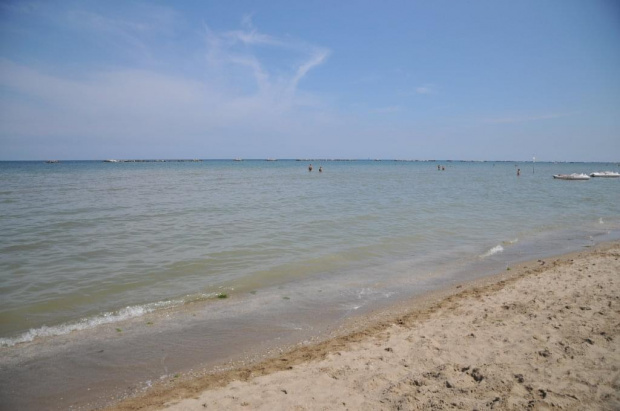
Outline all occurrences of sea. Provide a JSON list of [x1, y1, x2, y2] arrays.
[[1, 159, 619, 409]]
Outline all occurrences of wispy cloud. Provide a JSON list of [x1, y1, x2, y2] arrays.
[[65, 11, 152, 59], [59, 5, 182, 64], [416, 84, 435, 95], [204, 15, 330, 105], [289, 50, 329, 94], [0, 12, 334, 158], [482, 112, 575, 124]]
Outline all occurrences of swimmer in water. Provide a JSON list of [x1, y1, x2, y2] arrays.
[[308, 164, 313, 172], [319, 166, 323, 173]]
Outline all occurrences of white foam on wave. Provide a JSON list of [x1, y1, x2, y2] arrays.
[[0, 300, 176, 348], [599, 218, 604, 224], [480, 244, 504, 258], [502, 238, 519, 245]]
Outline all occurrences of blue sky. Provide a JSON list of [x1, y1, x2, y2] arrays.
[[1, 0, 619, 161]]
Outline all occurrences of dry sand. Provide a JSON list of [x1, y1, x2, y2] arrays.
[[111, 242, 620, 411]]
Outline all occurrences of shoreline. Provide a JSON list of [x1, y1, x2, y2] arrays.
[[3, 231, 618, 410], [107, 241, 620, 410]]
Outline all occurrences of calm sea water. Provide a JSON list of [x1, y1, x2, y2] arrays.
[[1, 159, 619, 410], [1, 160, 619, 345]]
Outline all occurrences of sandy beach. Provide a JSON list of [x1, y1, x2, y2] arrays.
[[109, 242, 620, 411]]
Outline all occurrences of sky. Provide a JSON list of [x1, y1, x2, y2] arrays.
[[0, 0, 619, 161]]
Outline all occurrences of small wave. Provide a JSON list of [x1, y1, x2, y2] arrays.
[[0, 300, 177, 348], [502, 238, 519, 245], [599, 218, 604, 224], [480, 244, 504, 258], [340, 302, 363, 312]]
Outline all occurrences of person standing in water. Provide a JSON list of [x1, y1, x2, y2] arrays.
[[319, 166, 323, 173], [308, 164, 313, 172], [517, 168, 521, 176]]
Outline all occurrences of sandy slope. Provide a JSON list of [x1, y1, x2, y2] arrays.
[[112, 242, 620, 411]]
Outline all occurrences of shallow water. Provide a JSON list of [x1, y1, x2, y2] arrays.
[[0, 159, 619, 409]]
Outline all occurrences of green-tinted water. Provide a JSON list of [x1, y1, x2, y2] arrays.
[[1, 160, 619, 344]]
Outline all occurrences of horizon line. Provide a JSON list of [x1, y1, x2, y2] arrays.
[[1, 158, 618, 163]]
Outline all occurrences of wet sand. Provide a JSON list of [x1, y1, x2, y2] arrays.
[[108, 241, 620, 410]]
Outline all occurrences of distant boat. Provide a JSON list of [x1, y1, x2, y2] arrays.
[[553, 173, 590, 180], [265, 158, 277, 161], [234, 158, 242, 161], [103, 159, 118, 163], [45, 160, 60, 164], [589, 171, 620, 178]]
